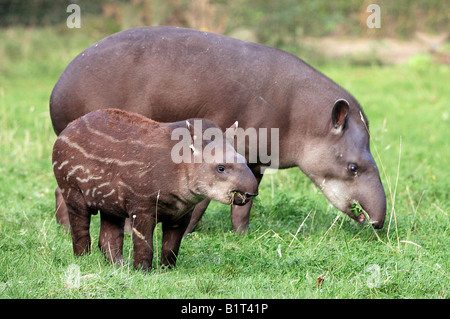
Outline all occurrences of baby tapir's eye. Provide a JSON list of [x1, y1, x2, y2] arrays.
[[217, 165, 225, 173], [348, 163, 358, 176]]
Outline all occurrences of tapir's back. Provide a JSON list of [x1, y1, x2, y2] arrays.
[[49, 26, 305, 136], [55, 108, 164, 157], [52, 108, 175, 213], [53, 109, 165, 186]]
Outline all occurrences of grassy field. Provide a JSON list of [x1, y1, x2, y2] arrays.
[[0, 27, 448, 299]]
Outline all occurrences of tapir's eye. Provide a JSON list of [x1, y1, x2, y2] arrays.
[[217, 165, 225, 173], [348, 163, 358, 175]]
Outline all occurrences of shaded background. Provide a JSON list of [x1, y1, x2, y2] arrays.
[[1, 0, 448, 67]]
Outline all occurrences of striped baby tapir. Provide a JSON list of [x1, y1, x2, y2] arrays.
[[52, 108, 258, 271]]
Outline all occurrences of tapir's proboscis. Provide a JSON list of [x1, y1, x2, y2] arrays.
[[50, 26, 386, 233], [52, 109, 258, 270]]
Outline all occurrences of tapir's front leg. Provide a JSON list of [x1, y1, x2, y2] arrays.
[[131, 212, 156, 271], [161, 212, 192, 267], [187, 198, 253, 235], [230, 201, 252, 234], [98, 211, 125, 265], [183, 198, 211, 236]]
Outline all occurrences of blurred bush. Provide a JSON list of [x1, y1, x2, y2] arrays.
[[0, 0, 447, 70], [1, 0, 448, 40]]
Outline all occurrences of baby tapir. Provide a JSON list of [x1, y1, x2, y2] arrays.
[[52, 108, 258, 270]]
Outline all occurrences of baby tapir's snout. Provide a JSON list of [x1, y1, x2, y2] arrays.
[[231, 191, 258, 206], [230, 167, 259, 206], [184, 119, 258, 207]]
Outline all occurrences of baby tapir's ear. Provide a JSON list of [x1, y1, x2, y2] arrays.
[[225, 120, 238, 142], [185, 120, 196, 153], [331, 99, 349, 134], [186, 120, 204, 154], [229, 120, 238, 130]]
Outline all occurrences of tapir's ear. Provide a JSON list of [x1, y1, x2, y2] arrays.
[[229, 120, 238, 130], [224, 120, 238, 144], [331, 99, 349, 134], [186, 120, 197, 153]]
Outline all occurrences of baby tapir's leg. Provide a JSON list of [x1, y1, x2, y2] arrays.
[[67, 191, 93, 256], [55, 187, 70, 231], [98, 211, 125, 265], [131, 212, 156, 271], [161, 212, 192, 267]]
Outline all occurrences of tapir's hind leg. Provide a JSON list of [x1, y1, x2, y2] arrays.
[[98, 211, 125, 265], [55, 187, 70, 230], [66, 190, 93, 256]]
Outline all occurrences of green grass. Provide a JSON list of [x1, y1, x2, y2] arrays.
[[0, 27, 448, 299]]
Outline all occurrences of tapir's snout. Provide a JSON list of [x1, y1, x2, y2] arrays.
[[229, 167, 259, 206], [371, 219, 384, 229], [319, 171, 386, 229], [368, 199, 386, 229], [231, 191, 258, 206], [246, 191, 258, 198], [354, 208, 385, 229], [366, 181, 386, 229], [352, 183, 387, 229]]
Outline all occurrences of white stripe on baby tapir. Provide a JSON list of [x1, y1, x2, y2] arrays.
[[52, 160, 69, 170], [84, 119, 163, 149], [118, 180, 158, 199], [57, 160, 69, 170], [102, 189, 116, 198], [65, 164, 102, 184], [58, 135, 145, 166], [118, 181, 138, 196], [76, 175, 102, 183], [66, 165, 88, 181], [137, 162, 159, 178]]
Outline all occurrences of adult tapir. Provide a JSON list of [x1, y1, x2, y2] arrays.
[[50, 26, 386, 233]]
